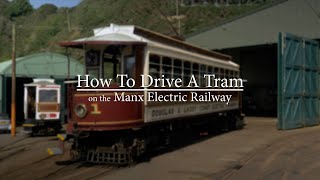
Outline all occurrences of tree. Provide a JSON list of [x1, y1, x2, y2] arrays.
[[5, 0, 33, 19], [37, 4, 58, 15], [0, 0, 9, 15]]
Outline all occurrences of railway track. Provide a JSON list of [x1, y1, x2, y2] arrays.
[[37, 163, 119, 180], [0, 136, 61, 179], [0, 137, 56, 153], [0, 136, 29, 150], [0, 136, 121, 180], [0, 137, 49, 159], [208, 130, 320, 180], [0, 136, 57, 166], [0, 147, 27, 162], [0, 133, 135, 179], [0, 125, 233, 179]]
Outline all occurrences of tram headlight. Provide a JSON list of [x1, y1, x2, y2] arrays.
[[74, 104, 87, 119]]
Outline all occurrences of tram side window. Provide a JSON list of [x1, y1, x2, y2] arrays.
[[183, 61, 191, 86], [231, 70, 234, 78], [225, 70, 229, 79], [218, 68, 221, 78], [162, 57, 172, 78], [214, 68, 220, 87], [200, 64, 206, 87], [27, 87, 36, 119], [192, 63, 199, 86], [231, 70, 235, 78], [220, 68, 225, 79], [85, 50, 100, 66], [214, 68, 219, 79], [208, 66, 213, 74], [173, 59, 182, 80], [149, 54, 160, 78], [235, 71, 239, 78], [208, 66, 213, 87]]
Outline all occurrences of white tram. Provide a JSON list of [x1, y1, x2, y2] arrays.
[[23, 79, 62, 135]]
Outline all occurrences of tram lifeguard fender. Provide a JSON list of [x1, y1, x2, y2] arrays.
[[57, 134, 67, 141], [23, 124, 36, 127], [47, 147, 63, 155]]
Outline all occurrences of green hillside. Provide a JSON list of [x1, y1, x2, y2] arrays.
[[0, 0, 273, 61]]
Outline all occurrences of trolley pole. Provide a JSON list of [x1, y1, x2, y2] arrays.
[[11, 23, 16, 137], [176, 0, 181, 36], [66, 9, 71, 32]]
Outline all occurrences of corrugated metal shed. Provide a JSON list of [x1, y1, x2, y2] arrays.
[[186, 0, 320, 50], [0, 52, 84, 116], [0, 52, 83, 78]]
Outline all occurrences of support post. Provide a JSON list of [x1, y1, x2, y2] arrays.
[[66, 48, 70, 79], [11, 23, 16, 137], [0, 76, 2, 114]]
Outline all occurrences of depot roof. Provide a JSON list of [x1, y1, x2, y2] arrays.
[[0, 52, 84, 78], [186, 0, 320, 50]]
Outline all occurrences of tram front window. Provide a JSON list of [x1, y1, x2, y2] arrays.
[[124, 56, 135, 78], [85, 46, 134, 83], [87, 68, 99, 78], [102, 45, 122, 82], [39, 90, 58, 103], [103, 57, 120, 83]]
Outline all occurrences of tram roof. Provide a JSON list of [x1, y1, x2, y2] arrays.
[[59, 24, 231, 61], [60, 33, 146, 48], [24, 79, 58, 87]]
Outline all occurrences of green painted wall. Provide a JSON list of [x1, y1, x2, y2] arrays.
[[0, 52, 84, 78], [0, 75, 2, 114]]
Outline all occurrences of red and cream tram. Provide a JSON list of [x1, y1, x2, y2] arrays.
[[60, 24, 244, 164]]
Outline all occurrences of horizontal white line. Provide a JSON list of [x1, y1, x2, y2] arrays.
[[76, 89, 243, 92]]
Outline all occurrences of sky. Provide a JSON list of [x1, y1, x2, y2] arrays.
[[29, 0, 82, 8]]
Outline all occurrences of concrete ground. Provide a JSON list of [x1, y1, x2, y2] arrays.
[[101, 117, 320, 180], [0, 117, 320, 180]]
